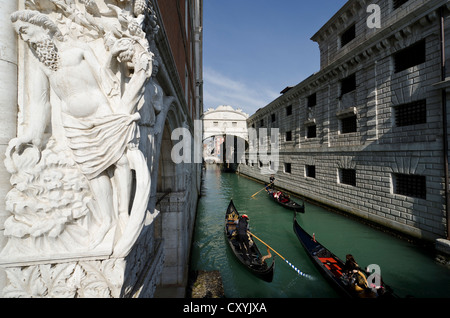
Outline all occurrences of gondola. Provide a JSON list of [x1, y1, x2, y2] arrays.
[[224, 200, 275, 282], [293, 213, 396, 298], [265, 186, 305, 213]]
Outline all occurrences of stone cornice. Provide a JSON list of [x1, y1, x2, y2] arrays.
[[248, 0, 448, 123], [311, 0, 370, 43]]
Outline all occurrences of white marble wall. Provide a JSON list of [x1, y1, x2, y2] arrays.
[[0, 0, 18, 296]]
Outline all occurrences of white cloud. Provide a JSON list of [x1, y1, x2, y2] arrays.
[[203, 67, 279, 115]]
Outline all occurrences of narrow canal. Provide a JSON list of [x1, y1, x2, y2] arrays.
[[190, 166, 450, 298]]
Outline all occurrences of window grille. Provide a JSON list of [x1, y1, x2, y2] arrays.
[[394, 40, 425, 73], [394, 99, 426, 127], [284, 163, 292, 174], [340, 73, 356, 96], [307, 93, 317, 107], [340, 169, 356, 186], [393, 0, 409, 10], [341, 115, 357, 134], [286, 105, 293, 116], [341, 24, 356, 47], [307, 125, 317, 138], [394, 173, 426, 199], [306, 165, 316, 178], [286, 131, 292, 141]]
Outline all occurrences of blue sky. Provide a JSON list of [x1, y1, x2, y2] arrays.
[[203, 0, 348, 115]]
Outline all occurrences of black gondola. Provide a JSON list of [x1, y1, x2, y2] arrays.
[[224, 200, 275, 282], [293, 213, 396, 298], [266, 186, 305, 213]]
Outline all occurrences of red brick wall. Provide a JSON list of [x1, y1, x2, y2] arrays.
[[158, 0, 196, 119]]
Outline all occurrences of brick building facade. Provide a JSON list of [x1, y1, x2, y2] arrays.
[[152, 0, 203, 295], [156, 0, 203, 122], [239, 0, 450, 242]]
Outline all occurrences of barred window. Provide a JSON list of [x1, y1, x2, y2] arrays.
[[307, 93, 317, 107], [286, 131, 292, 141], [286, 105, 293, 116], [306, 165, 316, 179], [394, 173, 426, 199], [341, 24, 356, 47], [340, 73, 356, 96], [340, 169, 356, 186], [284, 163, 292, 174], [306, 125, 317, 138], [394, 40, 425, 73], [341, 115, 357, 134], [393, 0, 409, 10], [394, 100, 426, 127]]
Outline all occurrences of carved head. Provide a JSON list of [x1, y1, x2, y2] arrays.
[[11, 11, 62, 72], [116, 38, 135, 63], [11, 10, 63, 45]]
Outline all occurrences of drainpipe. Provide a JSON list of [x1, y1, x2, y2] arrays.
[[439, 7, 450, 240]]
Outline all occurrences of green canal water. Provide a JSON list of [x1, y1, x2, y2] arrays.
[[190, 166, 450, 298]]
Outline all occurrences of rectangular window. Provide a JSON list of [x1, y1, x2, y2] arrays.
[[394, 99, 427, 127], [393, 0, 409, 10], [340, 169, 356, 186], [286, 105, 293, 116], [341, 115, 357, 134], [394, 40, 426, 73], [340, 73, 356, 96], [284, 163, 292, 174], [341, 24, 356, 47], [286, 131, 292, 141], [306, 165, 316, 179], [260, 119, 264, 127], [394, 173, 426, 199], [306, 125, 317, 138], [307, 93, 317, 107], [271, 114, 276, 123]]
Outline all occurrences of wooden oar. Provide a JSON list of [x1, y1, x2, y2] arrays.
[[251, 183, 272, 198], [248, 231, 314, 280]]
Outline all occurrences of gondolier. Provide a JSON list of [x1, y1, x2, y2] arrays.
[[224, 200, 274, 282], [237, 214, 250, 256], [269, 175, 275, 188], [293, 214, 396, 298]]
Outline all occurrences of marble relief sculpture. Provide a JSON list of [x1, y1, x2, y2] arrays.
[[1, 0, 166, 297]]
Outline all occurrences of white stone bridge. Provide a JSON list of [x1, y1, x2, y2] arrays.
[[202, 106, 249, 164]]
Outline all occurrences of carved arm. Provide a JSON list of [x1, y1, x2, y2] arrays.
[[14, 66, 51, 154]]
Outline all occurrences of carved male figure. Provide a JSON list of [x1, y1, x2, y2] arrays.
[[10, 10, 152, 252]]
